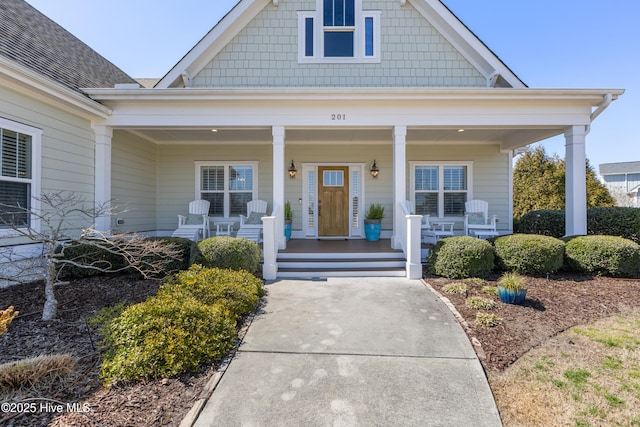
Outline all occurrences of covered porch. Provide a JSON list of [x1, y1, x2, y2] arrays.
[[85, 87, 623, 280]]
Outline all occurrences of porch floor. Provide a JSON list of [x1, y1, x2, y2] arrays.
[[280, 238, 403, 254]]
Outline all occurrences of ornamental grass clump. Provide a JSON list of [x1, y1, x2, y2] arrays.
[[493, 234, 565, 275], [466, 296, 496, 311], [497, 271, 527, 291], [428, 236, 494, 279], [475, 313, 502, 328], [441, 282, 469, 295], [0, 354, 76, 391], [564, 235, 640, 277]]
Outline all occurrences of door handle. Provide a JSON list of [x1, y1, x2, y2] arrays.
[[318, 200, 321, 217]]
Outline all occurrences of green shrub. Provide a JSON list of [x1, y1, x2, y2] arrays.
[[56, 239, 127, 279], [516, 210, 565, 237], [197, 236, 260, 274], [161, 265, 264, 321], [494, 234, 565, 275], [517, 207, 640, 244], [564, 235, 640, 277], [428, 236, 494, 279], [99, 294, 235, 384], [587, 207, 640, 244], [136, 237, 199, 278]]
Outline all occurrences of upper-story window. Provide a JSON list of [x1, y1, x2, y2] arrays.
[[298, 0, 380, 63]]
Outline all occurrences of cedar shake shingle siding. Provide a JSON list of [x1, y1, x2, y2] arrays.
[[0, 0, 137, 92]]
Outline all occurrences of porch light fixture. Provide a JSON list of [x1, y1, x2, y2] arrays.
[[288, 160, 297, 179], [370, 160, 380, 178]]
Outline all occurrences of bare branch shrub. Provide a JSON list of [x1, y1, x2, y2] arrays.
[[1, 192, 180, 320]]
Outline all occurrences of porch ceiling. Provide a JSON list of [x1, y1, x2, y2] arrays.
[[126, 126, 564, 149]]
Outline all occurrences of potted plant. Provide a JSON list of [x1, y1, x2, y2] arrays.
[[497, 271, 527, 305], [364, 203, 385, 241], [284, 200, 293, 241]]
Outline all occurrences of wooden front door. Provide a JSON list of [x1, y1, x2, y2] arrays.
[[318, 166, 349, 237]]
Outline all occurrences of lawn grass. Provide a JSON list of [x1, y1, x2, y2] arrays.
[[489, 314, 640, 426]]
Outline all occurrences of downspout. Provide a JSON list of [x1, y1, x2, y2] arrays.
[[586, 93, 613, 134]]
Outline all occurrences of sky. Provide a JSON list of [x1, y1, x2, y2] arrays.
[[24, 0, 638, 172]]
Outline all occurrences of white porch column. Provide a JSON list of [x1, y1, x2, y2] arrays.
[[392, 125, 407, 249], [565, 126, 587, 236], [272, 126, 286, 250], [94, 125, 113, 232]]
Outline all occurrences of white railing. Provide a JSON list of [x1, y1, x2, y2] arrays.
[[400, 200, 422, 279], [262, 203, 281, 280]]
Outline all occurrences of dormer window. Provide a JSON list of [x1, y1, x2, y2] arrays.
[[299, 0, 380, 63]]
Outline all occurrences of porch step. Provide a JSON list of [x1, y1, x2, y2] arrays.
[[276, 250, 407, 279]]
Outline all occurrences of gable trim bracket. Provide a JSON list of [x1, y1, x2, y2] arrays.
[[272, 0, 278, 5], [400, 0, 407, 5]]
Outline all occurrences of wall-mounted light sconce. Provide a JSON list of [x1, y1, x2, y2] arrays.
[[288, 160, 297, 179], [370, 160, 379, 178]]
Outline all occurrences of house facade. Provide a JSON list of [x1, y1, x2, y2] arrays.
[[599, 161, 640, 207], [0, 0, 623, 281]]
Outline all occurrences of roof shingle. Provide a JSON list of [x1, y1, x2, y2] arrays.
[[0, 0, 137, 93]]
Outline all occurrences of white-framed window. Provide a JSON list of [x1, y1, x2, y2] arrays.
[[195, 161, 258, 218], [410, 162, 473, 218], [298, 0, 381, 63], [0, 118, 41, 234]]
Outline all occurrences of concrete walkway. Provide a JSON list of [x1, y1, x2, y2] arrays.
[[192, 277, 501, 427]]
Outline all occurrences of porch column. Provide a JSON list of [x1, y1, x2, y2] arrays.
[[272, 126, 286, 250], [93, 125, 113, 232], [392, 126, 407, 249], [565, 125, 587, 236]]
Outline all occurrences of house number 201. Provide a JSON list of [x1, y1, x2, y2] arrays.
[[331, 114, 346, 121]]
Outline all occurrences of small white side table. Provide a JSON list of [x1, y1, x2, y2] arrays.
[[215, 222, 234, 236]]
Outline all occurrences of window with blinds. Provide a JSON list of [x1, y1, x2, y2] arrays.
[[198, 162, 257, 217], [1, 128, 32, 228], [413, 163, 471, 217]]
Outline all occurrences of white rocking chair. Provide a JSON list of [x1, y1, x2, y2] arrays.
[[464, 199, 498, 238], [236, 200, 268, 243], [172, 199, 211, 241]]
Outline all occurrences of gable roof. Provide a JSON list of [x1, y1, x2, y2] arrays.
[[156, 0, 525, 89], [0, 0, 137, 93], [599, 161, 640, 176]]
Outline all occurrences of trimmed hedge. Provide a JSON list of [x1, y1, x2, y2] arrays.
[[516, 210, 565, 238], [428, 236, 494, 279], [493, 234, 565, 275], [587, 207, 640, 244], [161, 265, 264, 321], [564, 235, 640, 277], [516, 207, 640, 244], [99, 294, 235, 384], [197, 236, 261, 274]]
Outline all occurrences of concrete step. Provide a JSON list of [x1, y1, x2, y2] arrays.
[[275, 251, 407, 278]]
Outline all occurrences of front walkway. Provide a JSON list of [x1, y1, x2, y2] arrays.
[[192, 277, 501, 427]]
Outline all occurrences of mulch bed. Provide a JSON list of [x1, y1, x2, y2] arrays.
[[0, 275, 216, 427], [1, 271, 639, 426], [424, 272, 640, 372]]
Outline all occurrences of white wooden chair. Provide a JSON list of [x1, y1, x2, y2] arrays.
[[236, 200, 268, 243], [172, 199, 211, 241], [421, 214, 454, 244], [464, 199, 498, 238]]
